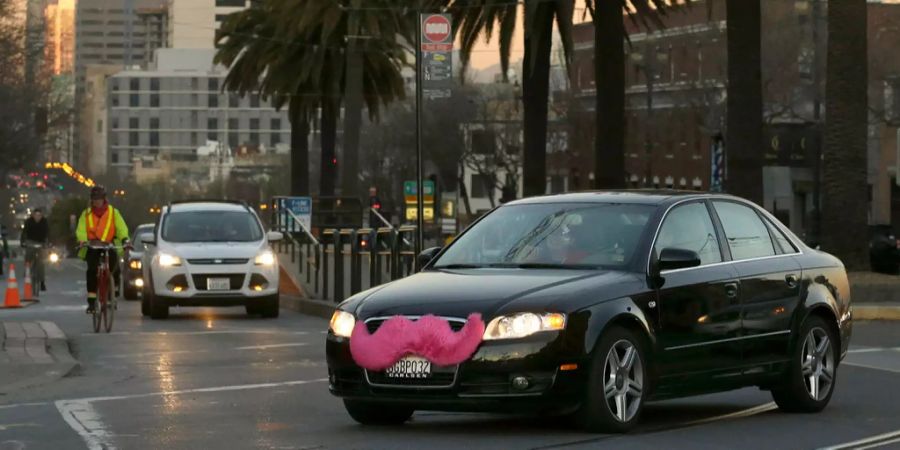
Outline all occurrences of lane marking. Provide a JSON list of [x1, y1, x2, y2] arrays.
[[843, 362, 900, 374], [858, 437, 900, 450], [0, 402, 50, 410], [820, 429, 900, 450], [54, 377, 327, 450], [674, 401, 777, 428], [55, 399, 115, 450], [235, 343, 310, 350]]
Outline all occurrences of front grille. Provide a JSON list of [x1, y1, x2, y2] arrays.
[[365, 316, 467, 334], [365, 365, 458, 388], [187, 258, 249, 265], [191, 274, 245, 290]]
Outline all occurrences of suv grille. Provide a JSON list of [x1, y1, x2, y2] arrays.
[[192, 274, 245, 290], [187, 258, 249, 265]]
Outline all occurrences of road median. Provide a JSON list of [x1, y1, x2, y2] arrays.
[[0, 321, 79, 395]]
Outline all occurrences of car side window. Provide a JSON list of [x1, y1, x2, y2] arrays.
[[764, 219, 798, 254], [712, 201, 777, 260], [655, 202, 722, 266]]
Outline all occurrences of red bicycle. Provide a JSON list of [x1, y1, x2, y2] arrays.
[[81, 241, 128, 333]]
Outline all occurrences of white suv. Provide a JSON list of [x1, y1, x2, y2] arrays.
[[138, 201, 283, 319]]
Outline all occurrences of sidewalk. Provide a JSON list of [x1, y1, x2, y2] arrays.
[[0, 321, 79, 394]]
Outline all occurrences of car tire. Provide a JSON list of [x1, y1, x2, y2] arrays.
[[150, 295, 169, 320], [343, 400, 413, 426], [246, 304, 262, 316], [772, 315, 838, 413], [261, 295, 279, 319], [577, 326, 647, 433], [141, 284, 152, 317]]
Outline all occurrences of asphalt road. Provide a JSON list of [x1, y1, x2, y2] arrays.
[[1, 261, 899, 450]]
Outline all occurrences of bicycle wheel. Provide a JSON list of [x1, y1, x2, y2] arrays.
[[92, 301, 101, 333], [93, 270, 106, 333], [104, 275, 115, 333]]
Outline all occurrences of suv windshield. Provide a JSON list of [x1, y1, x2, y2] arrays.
[[162, 211, 263, 243], [433, 203, 654, 269]]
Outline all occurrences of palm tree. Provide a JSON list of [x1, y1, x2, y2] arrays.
[[216, 0, 410, 197], [453, 0, 575, 198], [821, 0, 868, 269], [724, 0, 763, 204], [584, 1, 664, 190]]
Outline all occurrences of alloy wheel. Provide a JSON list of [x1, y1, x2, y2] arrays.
[[801, 327, 834, 401], [603, 339, 644, 423]]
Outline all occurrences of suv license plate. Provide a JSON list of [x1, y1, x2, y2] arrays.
[[207, 278, 230, 290], [385, 357, 432, 379]]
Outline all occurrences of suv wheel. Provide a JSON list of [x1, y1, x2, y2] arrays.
[[150, 294, 169, 320], [261, 294, 279, 319], [141, 283, 152, 317]]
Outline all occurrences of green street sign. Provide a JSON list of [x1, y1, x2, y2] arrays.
[[404, 180, 435, 204]]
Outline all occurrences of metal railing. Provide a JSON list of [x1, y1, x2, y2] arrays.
[[272, 205, 419, 303]]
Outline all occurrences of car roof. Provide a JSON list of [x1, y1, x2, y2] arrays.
[[166, 202, 250, 213], [504, 190, 734, 207]]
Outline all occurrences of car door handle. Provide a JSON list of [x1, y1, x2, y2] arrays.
[[724, 282, 739, 299], [785, 274, 799, 289]]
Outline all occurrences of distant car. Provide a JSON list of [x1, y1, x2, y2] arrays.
[[139, 201, 283, 319], [122, 223, 155, 300], [327, 191, 852, 433], [869, 225, 899, 274]]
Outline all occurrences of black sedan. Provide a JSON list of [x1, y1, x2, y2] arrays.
[[326, 191, 852, 433]]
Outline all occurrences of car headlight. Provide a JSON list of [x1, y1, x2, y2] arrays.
[[254, 250, 276, 266], [48, 252, 59, 263], [158, 253, 182, 267], [483, 312, 566, 340], [129, 259, 142, 270], [329, 310, 355, 338]]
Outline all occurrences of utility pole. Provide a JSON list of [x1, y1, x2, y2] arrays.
[[415, 7, 425, 256]]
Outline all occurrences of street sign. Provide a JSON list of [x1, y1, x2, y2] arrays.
[[420, 13, 453, 99], [404, 180, 434, 204], [284, 196, 312, 233], [406, 206, 434, 222]]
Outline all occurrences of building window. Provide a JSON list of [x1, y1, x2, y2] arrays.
[[129, 117, 139, 129], [129, 132, 138, 146], [191, 133, 198, 147], [112, 118, 119, 129], [470, 174, 493, 199], [150, 118, 159, 129], [150, 94, 159, 107], [150, 77, 159, 91], [250, 118, 259, 130], [111, 95, 120, 107], [208, 131, 217, 141], [228, 118, 239, 131], [208, 118, 218, 131], [129, 78, 139, 91], [250, 132, 259, 144], [130, 93, 140, 107], [208, 94, 218, 108], [271, 118, 281, 130], [208, 78, 218, 92], [150, 132, 159, 146], [229, 94, 239, 108], [111, 80, 119, 91], [111, 152, 119, 164], [250, 94, 260, 108], [271, 133, 281, 145], [215, 0, 244, 6], [228, 133, 239, 148], [215, 13, 230, 23]]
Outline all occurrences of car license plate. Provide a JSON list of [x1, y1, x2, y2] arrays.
[[385, 356, 431, 379], [207, 278, 230, 290]]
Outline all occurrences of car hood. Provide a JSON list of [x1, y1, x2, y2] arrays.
[[161, 241, 266, 259], [348, 268, 645, 320]]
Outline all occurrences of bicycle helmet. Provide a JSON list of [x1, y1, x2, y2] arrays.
[[90, 185, 107, 200]]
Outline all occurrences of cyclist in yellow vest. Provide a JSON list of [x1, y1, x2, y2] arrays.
[[76, 186, 129, 314]]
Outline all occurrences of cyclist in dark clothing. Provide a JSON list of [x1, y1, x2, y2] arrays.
[[22, 208, 50, 290]]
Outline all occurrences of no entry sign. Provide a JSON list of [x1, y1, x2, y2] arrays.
[[421, 14, 452, 52]]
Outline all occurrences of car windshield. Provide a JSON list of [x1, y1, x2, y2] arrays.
[[162, 211, 262, 243], [433, 203, 654, 269]]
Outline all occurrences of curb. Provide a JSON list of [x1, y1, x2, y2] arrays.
[[281, 294, 334, 319], [0, 321, 80, 395], [854, 305, 900, 321]]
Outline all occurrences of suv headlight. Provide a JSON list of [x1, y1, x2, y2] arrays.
[[158, 253, 182, 267], [483, 312, 566, 340], [329, 310, 355, 338], [254, 250, 276, 266]]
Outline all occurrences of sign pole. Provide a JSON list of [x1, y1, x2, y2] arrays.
[[415, 11, 425, 258]]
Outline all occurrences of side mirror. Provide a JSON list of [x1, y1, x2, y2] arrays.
[[658, 248, 702, 272], [138, 232, 156, 246], [266, 231, 284, 242], [417, 246, 442, 269]]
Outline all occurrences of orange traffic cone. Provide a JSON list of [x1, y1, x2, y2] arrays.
[[4, 264, 21, 308], [22, 262, 34, 300]]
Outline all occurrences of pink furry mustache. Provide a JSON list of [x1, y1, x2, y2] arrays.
[[349, 314, 485, 371]]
